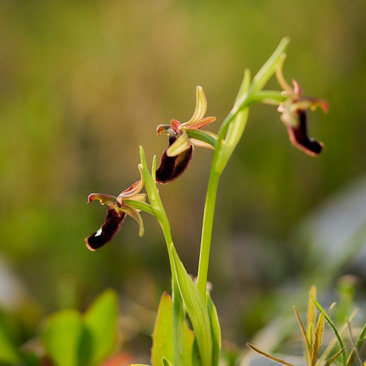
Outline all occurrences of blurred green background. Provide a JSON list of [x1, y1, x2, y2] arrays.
[[0, 0, 365, 358]]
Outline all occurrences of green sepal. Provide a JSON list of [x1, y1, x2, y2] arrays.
[[182, 86, 207, 127], [185, 129, 217, 149], [167, 131, 190, 157], [171, 245, 212, 366], [123, 200, 155, 216]]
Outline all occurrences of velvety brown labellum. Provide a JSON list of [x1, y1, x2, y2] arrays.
[[287, 110, 323, 156], [156, 136, 193, 184], [86, 209, 126, 251]]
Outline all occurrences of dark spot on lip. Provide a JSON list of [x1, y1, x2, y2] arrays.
[[86, 209, 126, 251], [287, 110, 324, 156]]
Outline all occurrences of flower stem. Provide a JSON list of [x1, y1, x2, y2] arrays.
[[196, 38, 289, 297], [139, 147, 185, 366], [197, 170, 220, 296], [196, 109, 247, 297]]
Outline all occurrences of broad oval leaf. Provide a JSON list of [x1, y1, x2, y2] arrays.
[[80, 289, 118, 366], [42, 309, 83, 366]]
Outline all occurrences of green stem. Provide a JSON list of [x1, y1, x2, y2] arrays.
[[197, 170, 220, 296], [196, 39, 289, 297], [196, 106, 248, 297], [139, 147, 185, 366]]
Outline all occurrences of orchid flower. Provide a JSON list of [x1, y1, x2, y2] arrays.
[[85, 165, 146, 250], [276, 56, 328, 156], [155, 86, 217, 183]]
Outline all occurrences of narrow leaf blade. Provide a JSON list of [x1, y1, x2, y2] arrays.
[[171, 245, 212, 366], [207, 293, 221, 366]]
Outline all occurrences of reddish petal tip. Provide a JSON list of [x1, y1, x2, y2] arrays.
[[321, 101, 328, 113], [87, 194, 95, 204]]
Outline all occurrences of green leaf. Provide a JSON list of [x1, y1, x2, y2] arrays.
[[0, 309, 21, 364], [171, 245, 212, 366], [191, 340, 201, 366], [234, 68, 251, 108], [216, 107, 249, 174], [251, 37, 289, 92], [206, 293, 221, 366], [183, 320, 194, 366], [215, 69, 251, 173], [151, 293, 174, 366], [151, 292, 195, 366], [80, 289, 118, 366], [42, 309, 83, 366], [139, 146, 166, 225], [162, 357, 174, 366]]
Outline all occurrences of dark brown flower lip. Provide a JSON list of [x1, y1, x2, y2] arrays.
[[155, 136, 194, 184], [287, 110, 324, 156], [85, 209, 126, 251]]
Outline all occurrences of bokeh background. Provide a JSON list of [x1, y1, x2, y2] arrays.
[[0, 0, 365, 362]]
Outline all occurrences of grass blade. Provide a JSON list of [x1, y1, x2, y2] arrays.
[[323, 348, 345, 366], [319, 309, 357, 366], [311, 313, 324, 366], [246, 343, 296, 366], [307, 286, 317, 346], [293, 306, 311, 365], [346, 318, 363, 366], [310, 295, 346, 366]]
